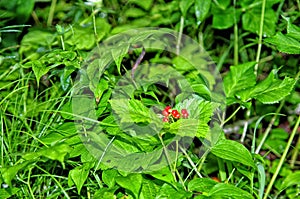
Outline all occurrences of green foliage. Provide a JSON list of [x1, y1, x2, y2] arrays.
[[224, 62, 296, 107], [0, 0, 299, 198], [265, 17, 300, 54], [211, 139, 256, 169]]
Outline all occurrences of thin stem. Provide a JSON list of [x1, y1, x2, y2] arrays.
[[254, 0, 266, 76], [47, 0, 57, 26], [255, 100, 284, 154], [176, 16, 184, 55], [179, 146, 202, 178], [233, 0, 238, 66], [240, 109, 251, 143], [60, 35, 65, 50], [221, 106, 241, 127], [93, 136, 115, 174], [27, 168, 36, 199], [263, 114, 300, 199], [290, 134, 300, 168], [158, 134, 177, 182], [35, 165, 70, 199]]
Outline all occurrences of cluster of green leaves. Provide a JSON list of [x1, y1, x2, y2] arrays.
[[0, 0, 299, 199]]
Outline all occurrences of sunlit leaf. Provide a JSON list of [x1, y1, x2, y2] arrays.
[[211, 139, 256, 168]]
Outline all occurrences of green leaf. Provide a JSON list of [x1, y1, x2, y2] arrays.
[[111, 44, 130, 75], [256, 162, 266, 199], [40, 122, 78, 145], [173, 96, 215, 138], [115, 173, 143, 199], [0, 187, 19, 199], [169, 119, 199, 137], [0, 161, 33, 186], [214, 0, 231, 9], [280, 171, 300, 190], [95, 78, 109, 100], [254, 75, 296, 103], [23, 143, 72, 167], [128, 0, 153, 10], [96, 89, 112, 117], [140, 179, 160, 199], [223, 62, 256, 105], [188, 178, 218, 193], [15, 0, 35, 23], [125, 8, 146, 18], [242, 7, 277, 36], [102, 169, 119, 188], [239, 71, 296, 104], [157, 183, 193, 199], [69, 162, 93, 194], [110, 98, 160, 125], [31, 60, 49, 86], [265, 32, 300, 54], [211, 139, 256, 168], [179, 0, 194, 17], [94, 187, 119, 199], [173, 56, 195, 71], [212, 6, 241, 29], [208, 183, 254, 199], [286, 17, 300, 40], [195, 0, 211, 25], [146, 167, 175, 184], [65, 26, 95, 50]]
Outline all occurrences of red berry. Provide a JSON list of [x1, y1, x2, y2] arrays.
[[182, 112, 189, 119], [174, 113, 180, 119], [171, 110, 180, 119], [162, 117, 169, 122], [162, 109, 169, 116], [171, 109, 179, 116], [181, 109, 189, 118], [181, 109, 188, 114], [165, 106, 172, 113]]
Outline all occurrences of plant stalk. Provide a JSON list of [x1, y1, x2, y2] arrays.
[[47, 0, 57, 26], [255, 100, 284, 154], [263, 114, 300, 199], [254, 0, 266, 76]]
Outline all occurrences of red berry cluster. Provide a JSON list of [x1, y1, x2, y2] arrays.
[[162, 106, 189, 122]]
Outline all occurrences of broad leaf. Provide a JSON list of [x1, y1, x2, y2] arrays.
[[195, 0, 211, 25], [111, 44, 130, 75], [253, 76, 296, 104], [115, 173, 143, 198], [146, 167, 175, 184], [223, 62, 256, 105], [238, 70, 296, 104], [69, 162, 93, 194], [102, 169, 119, 188], [23, 143, 72, 166], [212, 6, 241, 29], [211, 139, 255, 168], [179, 0, 194, 17], [140, 179, 160, 199], [280, 171, 300, 190], [242, 7, 277, 36], [0, 161, 33, 186], [188, 178, 218, 192], [286, 17, 300, 40], [128, 0, 153, 10], [157, 183, 193, 199], [265, 32, 300, 54], [173, 96, 215, 138], [93, 187, 119, 199], [0, 187, 19, 199], [208, 183, 254, 199]]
